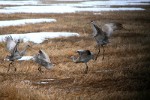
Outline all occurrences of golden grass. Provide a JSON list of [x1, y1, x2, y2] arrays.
[[0, 6, 150, 100]]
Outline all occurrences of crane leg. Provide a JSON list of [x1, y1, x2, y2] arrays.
[[7, 62, 12, 72], [38, 66, 43, 73], [13, 62, 16, 72], [95, 46, 100, 61], [84, 63, 88, 74], [102, 46, 105, 60], [7, 61, 16, 72]]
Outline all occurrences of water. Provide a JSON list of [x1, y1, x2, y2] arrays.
[[0, 0, 149, 14]]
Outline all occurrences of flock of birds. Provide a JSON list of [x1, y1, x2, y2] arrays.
[[5, 36, 53, 72], [4, 21, 123, 74]]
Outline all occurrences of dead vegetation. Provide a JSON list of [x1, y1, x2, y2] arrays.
[[0, 7, 150, 100]]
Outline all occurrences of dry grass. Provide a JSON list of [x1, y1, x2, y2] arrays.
[[0, 5, 150, 100]]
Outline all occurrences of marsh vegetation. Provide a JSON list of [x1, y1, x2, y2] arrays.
[[0, 0, 150, 100]]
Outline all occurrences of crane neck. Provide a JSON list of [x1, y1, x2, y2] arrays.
[[71, 56, 79, 63]]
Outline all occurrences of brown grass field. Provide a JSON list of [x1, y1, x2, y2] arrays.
[[0, 2, 150, 100]]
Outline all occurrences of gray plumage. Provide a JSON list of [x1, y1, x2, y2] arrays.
[[91, 21, 123, 60], [71, 50, 94, 74], [6, 40, 30, 72], [32, 49, 54, 72], [5, 36, 17, 53]]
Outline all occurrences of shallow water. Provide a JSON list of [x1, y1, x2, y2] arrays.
[[0, 0, 149, 14]]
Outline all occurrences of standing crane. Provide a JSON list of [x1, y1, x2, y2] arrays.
[[71, 50, 94, 74], [90, 21, 123, 60]]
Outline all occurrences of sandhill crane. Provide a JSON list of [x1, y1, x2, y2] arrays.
[[91, 21, 123, 60], [32, 49, 54, 73], [6, 40, 30, 72], [71, 50, 94, 74]]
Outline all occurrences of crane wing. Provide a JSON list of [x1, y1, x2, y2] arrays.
[[91, 21, 103, 37], [6, 36, 13, 41], [102, 22, 123, 37], [39, 49, 51, 63], [6, 36, 16, 53], [11, 40, 20, 55]]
